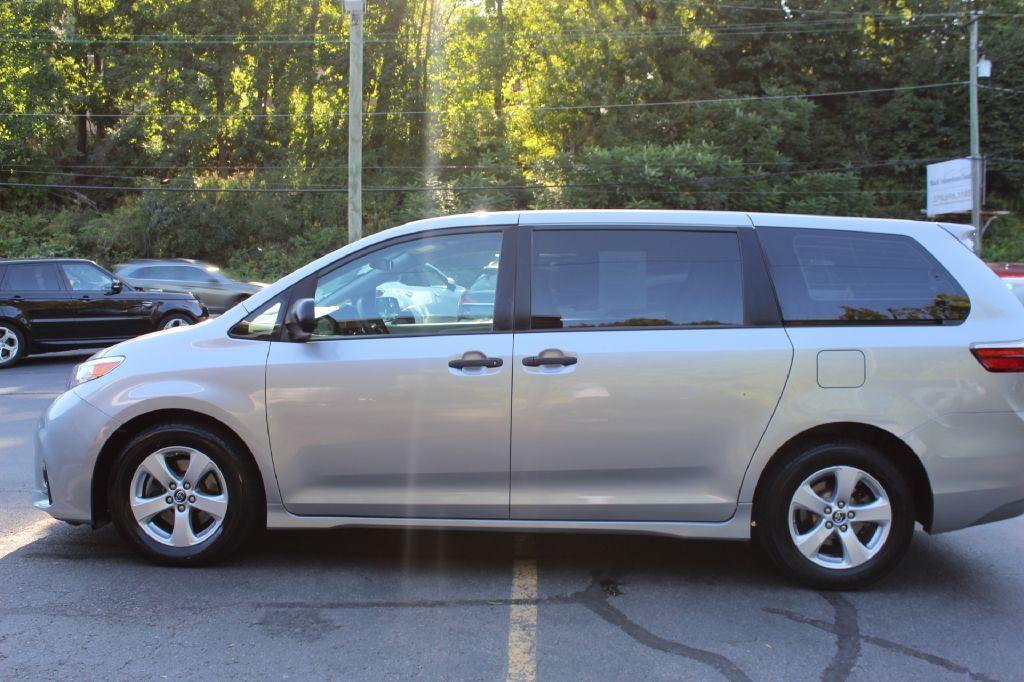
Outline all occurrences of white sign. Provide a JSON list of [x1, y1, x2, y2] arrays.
[[927, 158, 972, 217]]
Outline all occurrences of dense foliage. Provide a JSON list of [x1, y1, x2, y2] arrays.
[[1, 0, 1022, 280]]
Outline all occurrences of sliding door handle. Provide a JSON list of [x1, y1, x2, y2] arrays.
[[523, 355, 577, 367], [449, 357, 503, 370]]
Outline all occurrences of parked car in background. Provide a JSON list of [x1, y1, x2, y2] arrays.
[[458, 261, 498, 321], [987, 262, 1024, 307], [34, 210, 1024, 590], [0, 258, 208, 368], [115, 259, 264, 313]]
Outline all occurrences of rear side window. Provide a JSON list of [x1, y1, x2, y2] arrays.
[[530, 230, 744, 329], [758, 228, 970, 324], [3, 264, 62, 292]]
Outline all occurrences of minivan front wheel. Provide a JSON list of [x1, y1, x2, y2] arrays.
[[757, 440, 914, 590], [108, 423, 262, 565]]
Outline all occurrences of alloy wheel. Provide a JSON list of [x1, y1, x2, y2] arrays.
[[788, 465, 892, 570], [162, 317, 191, 330], [129, 446, 229, 547], [0, 326, 19, 365]]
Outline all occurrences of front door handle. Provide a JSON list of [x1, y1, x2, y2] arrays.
[[523, 355, 577, 367], [449, 357, 503, 370]]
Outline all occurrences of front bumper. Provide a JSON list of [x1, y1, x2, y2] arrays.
[[905, 410, 1024, 533], [33, 389, 113, 524]]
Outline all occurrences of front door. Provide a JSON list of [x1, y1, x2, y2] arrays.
[[510, 226, 793, 522], [267, 229, 515, 518], [59, 261, 150, 340]]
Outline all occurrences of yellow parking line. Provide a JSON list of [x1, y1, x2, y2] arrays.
[[506, 536, 538, 682], [0, 516, 56, 560]]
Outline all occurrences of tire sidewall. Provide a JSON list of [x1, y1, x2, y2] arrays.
[[0, 322, 26, 369], [759, 441, 914, 590], [109, 424, 256, 566]]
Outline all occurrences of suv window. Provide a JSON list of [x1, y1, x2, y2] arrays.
[[3, 264, 62, 292], [530, 230, 744, 329], [758, 228, 970, 323], [311, 232, 503, 338], [62, 262, 114, 291]]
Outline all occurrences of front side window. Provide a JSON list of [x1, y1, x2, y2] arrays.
[[62, 263, 114, 291], [758, 228, 970, 323], [530, 230, 744, 329], [3, 264, 62, 292], [311, 231, 503, 339]]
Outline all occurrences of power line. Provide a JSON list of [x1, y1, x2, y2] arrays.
[[0, 158, 941, 185], [0, 157, 944, 173], [0, 180, 926, 195], [0, 81, 967, 119]]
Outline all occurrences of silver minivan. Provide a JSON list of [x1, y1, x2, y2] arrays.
[[34, 211, 1024, 588]]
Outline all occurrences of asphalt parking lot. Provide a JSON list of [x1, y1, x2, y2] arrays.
[[1, 354, 1023, 680]]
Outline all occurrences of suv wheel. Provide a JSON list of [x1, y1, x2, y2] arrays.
[[0, 323, 26, 369], [108, 423, 262, 565], [159, 313, 194, 330], [757, 440, 914, 590]]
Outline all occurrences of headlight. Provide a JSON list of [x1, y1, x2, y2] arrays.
[[70, 356, 125, 389]]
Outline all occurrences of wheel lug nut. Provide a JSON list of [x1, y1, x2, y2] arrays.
[[826, 521, 834, 529], [184, 482, 191, 490], [188, 495, 196, 503], [824, 506, 832, 514], [165, 496, 173, 504], [838, 501, 845, 509], [840, 524, 848, 532], [169, 483, 177, 490], [848, 511, 855, 519], [177, 504, 186, 512]]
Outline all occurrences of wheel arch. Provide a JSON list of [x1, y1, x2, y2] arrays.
[[91, 408, 266, 527], [751, 422, 934, 532], [0, 314, 31, 348]]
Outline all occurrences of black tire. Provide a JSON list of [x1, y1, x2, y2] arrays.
[[0, 321, 26, 369], [157, 312, 194, 331], [756, 440, 914, 590], [108, 423, 263, 566]]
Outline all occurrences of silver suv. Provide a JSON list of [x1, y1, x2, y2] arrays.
[[34, 211, 1024, 589]]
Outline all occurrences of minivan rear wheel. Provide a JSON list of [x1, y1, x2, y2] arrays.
[[757, 440, 914, 590], [108, 423, 262, 566]]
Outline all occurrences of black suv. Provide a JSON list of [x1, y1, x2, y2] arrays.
[[0, 258, 208, 368]]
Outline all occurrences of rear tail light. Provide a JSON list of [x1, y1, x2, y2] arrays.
[[971, 341, 1024, 372]]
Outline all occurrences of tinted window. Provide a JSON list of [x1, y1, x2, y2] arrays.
[[530, 230, 744, 329], [3, 264, 62, 292], [178, 266, 215, 283], [62, 263, 114, 291], [311, 232, 502, 338], [758, 228, 970, 323]]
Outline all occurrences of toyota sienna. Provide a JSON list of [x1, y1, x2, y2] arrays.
[[33, 210, 1024, 589]]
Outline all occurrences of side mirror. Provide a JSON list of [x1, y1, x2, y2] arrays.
[[285, 297, 316, 342], [110, 279, 123, 294], [446, 277, 457, 291]]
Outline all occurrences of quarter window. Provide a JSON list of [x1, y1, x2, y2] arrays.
[[530, 230, 744, 329], [758, 228, 970, 323], [311, 232, 503, 338]]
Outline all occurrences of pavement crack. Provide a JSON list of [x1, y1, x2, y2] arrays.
[[764, 606, 998, 682], [820, 592, 860, 680], [573, 572, 751, 682]]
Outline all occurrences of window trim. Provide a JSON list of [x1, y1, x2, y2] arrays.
[[514, 224, 781, 333], [755, 226, 971, 327], [275, 225, 518, 343]]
